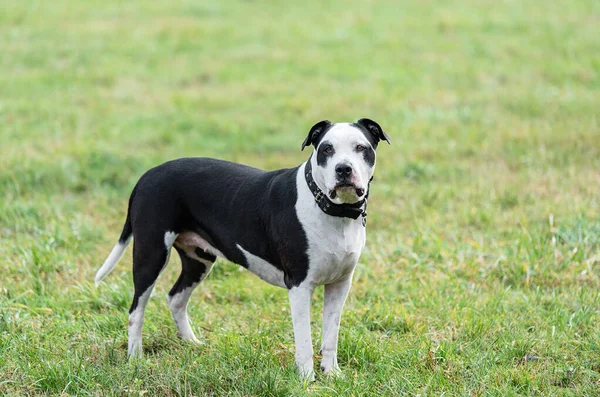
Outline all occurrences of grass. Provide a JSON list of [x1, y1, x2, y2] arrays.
[[1, 0, 599, 395]]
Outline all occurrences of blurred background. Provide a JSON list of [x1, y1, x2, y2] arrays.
[[1, 0, 599, 394]]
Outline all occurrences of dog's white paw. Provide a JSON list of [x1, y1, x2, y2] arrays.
[[320, 356, 341, 377], [188, 335, 202, 344], [127, 341, 143, 359], [297, 361, 315, 381], [321, 364, 341, 377], [177, 330, 202, 344]]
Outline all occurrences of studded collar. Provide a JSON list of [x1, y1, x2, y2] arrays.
[[303, 157, 371, 225]]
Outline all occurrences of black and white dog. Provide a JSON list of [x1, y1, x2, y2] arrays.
[[95, 118, 390, 379]]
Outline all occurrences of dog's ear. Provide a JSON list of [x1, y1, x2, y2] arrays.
[[356, 118, 391, 145], [301, 120, 332, 151]]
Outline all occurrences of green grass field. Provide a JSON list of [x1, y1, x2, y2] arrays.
[[1, 0, 599, 395]]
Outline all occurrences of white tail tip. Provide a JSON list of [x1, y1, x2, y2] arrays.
[[95, 238, 131, 286]]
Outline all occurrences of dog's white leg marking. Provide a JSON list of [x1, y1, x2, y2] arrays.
[[164, 231, 178, 250], [167, 248, 215, 343], [127, 285, 154, 358], [162, 231, 177, 274], [127, 231, 177, 359], [289, 285, 316, 380], [167, 282, 201, 343], [321, 273, 353, 375]]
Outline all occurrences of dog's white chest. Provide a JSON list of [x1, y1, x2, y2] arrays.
[[306, 230, 364, 285], [295, 163, 366, 286]]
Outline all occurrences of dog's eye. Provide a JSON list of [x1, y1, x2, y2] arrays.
[[356, 145, 365, 152], [324, 146, 333, 154]]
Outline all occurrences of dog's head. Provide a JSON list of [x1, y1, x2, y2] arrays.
[[302, 118, 390, 204]]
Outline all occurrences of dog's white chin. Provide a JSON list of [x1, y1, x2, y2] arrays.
[[331, 186, 362, 204]]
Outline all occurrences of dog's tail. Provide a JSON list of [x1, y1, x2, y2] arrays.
[[95, 186, 136, 286]]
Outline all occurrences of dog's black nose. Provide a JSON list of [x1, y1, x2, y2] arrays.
[[335, 163, 353, 177]]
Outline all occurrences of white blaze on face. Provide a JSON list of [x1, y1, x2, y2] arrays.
[[311, 123, 376, 204]]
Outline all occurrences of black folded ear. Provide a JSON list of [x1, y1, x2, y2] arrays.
[[301, 120, 332, 151], [356, 118, 391, 145]]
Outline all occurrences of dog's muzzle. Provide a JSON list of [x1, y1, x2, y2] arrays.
[[329, 183, 365, 200]]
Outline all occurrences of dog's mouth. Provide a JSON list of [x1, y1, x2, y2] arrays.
[[329, 183, 365, 200]]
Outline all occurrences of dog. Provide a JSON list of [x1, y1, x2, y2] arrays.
[[95, 118, 390, 379]]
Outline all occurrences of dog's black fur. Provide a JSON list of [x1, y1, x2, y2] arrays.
[[123, 158, 310, 314]]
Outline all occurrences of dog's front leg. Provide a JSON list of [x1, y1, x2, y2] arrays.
[[320, 274, 353, 375], [288, 285, 315, 380]]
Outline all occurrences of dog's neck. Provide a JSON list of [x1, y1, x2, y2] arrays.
[[303, 157, 369, 224]]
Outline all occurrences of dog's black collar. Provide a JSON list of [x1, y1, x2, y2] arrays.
[[304, 158, 372, 225]]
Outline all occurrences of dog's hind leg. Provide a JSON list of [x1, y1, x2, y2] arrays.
[[127, 231, 178, 358], [167, 245, 215, 343]]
